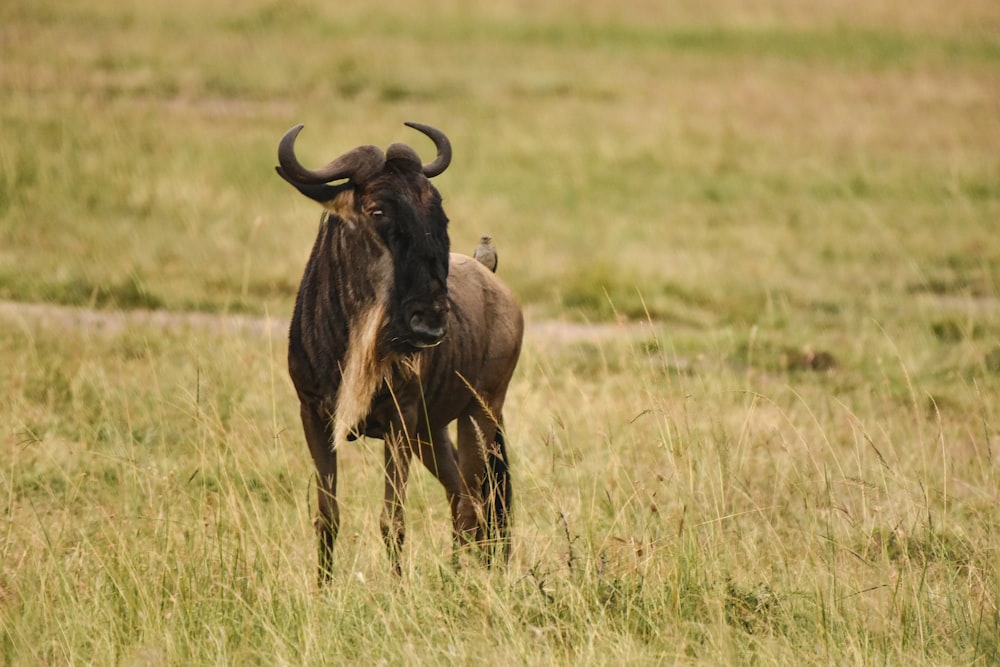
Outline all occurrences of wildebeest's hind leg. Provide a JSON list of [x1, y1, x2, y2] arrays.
[[416, 428, 463, 561], [381, 424, 414, 575], [300, 402, 338, 585], [455, 408, 505, 561], [482, 418, 512, 566]]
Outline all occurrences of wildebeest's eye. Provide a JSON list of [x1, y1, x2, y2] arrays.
[[370, 209, 384, 217]]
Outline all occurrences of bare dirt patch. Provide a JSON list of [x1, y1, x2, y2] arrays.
[[0, 300, 661, 347]]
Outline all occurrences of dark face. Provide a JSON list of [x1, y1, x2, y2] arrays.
[[277, 122, 455, 354], [361, 165, 451, 352]]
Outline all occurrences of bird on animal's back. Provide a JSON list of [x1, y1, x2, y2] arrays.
[[474, 234, 497, 273]]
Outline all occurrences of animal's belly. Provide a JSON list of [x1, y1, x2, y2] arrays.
[[354, 378, 471, 440]]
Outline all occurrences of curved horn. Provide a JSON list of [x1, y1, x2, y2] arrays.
[[404, 122, 452, 177], [277, 124, 385, 184]]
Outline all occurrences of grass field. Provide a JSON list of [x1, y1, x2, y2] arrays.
[[2, 0, 999, 664]]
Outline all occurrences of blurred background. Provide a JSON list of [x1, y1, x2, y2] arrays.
[[2, 0, 997, 328]]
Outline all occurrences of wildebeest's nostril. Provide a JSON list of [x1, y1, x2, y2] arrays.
[[408, 312, 447, 346]]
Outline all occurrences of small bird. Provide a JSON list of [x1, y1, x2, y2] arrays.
[[473, 234, 498, 273]]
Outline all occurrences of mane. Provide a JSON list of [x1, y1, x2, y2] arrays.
[[329, 238, 395, 450]]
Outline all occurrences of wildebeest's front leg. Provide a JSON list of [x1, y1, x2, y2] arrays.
[[381, 422, 414, 575], [300, 401, 338, 585]]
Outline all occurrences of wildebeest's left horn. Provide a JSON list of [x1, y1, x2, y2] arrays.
[[278, 124, 385, 184], [404, 122, 452, 177]]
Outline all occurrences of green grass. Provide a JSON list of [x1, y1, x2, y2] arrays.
[[2, 0, 999, 663], [3, 316, 998, 663]]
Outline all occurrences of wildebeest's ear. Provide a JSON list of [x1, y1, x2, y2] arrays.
[[275, 166, 345, 203]]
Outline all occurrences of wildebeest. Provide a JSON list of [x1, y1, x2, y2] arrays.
[[276, 122, 523, 580]]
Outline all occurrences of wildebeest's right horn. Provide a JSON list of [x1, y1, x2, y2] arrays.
[[278, 124, 386, 184], [404, 122, 452, 177]]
